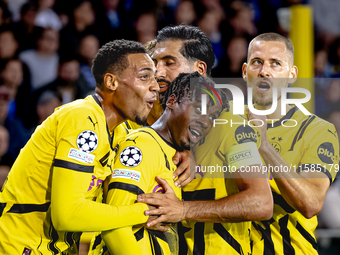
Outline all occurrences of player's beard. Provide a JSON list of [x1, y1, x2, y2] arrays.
[[159, 91, 167, 108], [180, 139, 190, 151], [135, 114, 148, 126], [157, 78, 171, 109], [253, 93, 281, 106]]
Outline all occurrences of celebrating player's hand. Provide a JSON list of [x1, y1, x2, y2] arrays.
[[246, 107, 268, 144], [172, 150, 195, 187], [138, 177, 184, 227]]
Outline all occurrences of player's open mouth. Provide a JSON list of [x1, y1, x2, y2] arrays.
[[257, 82, 271, 93], [159, 84, 169, 93], [147, 101, 154, 108], [189, 128, 202, 144]]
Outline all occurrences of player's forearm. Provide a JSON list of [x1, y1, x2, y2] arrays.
[[52, 198, 148, 232], [260, 140, 325, 217], [184, 188, 272, 222], [51, 167, 148, 232], [102, 227, 143, 255]]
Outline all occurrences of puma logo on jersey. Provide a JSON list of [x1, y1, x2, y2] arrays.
[[126, 136, 138, 144], [88, 116, 98, 130]]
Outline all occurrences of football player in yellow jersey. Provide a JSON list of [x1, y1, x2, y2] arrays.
[[88, 72, 228, 255], [0, 40, 160, 254], [137, 26, 274, 255], [121, 25, 219, 189], [243, 33, 340, 254]]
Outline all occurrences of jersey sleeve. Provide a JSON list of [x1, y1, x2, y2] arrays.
[[217, 123, 261, 162], [108, 133, 162, 196], [102, 133, 162, 254], [299, 123, 340, 183], [51, 108, 148, 232]]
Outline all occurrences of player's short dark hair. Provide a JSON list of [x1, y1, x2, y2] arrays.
[[156, 25, 215, 76], [163, 72, 229, 111], [248, 33, 294, 64], [91, 39, 146, 88]]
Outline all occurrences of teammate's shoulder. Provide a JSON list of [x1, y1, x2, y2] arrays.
[[296, 110, 335, 131]]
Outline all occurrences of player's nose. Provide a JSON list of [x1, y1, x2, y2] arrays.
[[259, 62, 271, 78], [155, 62, 166, 80]]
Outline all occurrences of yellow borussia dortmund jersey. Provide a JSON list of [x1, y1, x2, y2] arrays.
[[251, 106, 340, 255], [181, 104, 261, 255], [0, 95, 148, 255], [89, 127, 181, 255], [121, 119, 144, 130]]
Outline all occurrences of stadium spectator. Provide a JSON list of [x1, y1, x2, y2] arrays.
[[0, 85, 28, 166], [0, 27, 19, 60], [34, 0, 62, 30], [78, 34, 100, 89], [310, 0, 340, 48], [212, 36, 248, 78], [56, 57, 92, 103], [0, 59, 23, 118], [0, 124, 10, 189], [175, 0, 196, 25], [11, 2, 40, 52], [135, 12, 157, 44], [222, 1, 257, 41], [0, 0, 12, 26], [19, 27, 59, 90], [197, 9, 224, 62], [59, 0, 105, 55], [35, 90, 62, 125]]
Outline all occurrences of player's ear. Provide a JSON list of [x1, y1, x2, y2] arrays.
[[288, 65, 298, 84], [242, 63, 248, 82], [166, 94, 177, 110], [103, 73, 119, 92], [194, 61, 207, 76]]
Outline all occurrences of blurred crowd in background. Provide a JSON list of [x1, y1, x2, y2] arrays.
[[0, 0, 340, 252]]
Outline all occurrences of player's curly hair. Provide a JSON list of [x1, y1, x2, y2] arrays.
[[156, 25, 215, 76], [163, 72, 229, 112], [91, 39, 146, 88], [144, 39, 156, 56]]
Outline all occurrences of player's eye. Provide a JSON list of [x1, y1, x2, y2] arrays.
[[209, 114, 217, 121], [273, 61, 280, 66], [253, 60, 262, 65], [166, 60, 175, 66], [140, 74, 149, 80]]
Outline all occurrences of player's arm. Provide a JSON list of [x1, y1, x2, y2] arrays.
[[138, 142, 273, 225], [259, 141, 329, 218], [51, 164, 148, 232], [249, 111, 338, 218], [102, 186, 143, 255], [50, 111, 148, 232], [102, 137, 164, 254]]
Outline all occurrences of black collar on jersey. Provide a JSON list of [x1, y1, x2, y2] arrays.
[[267, 106, 298, 129], [92, 94, 101, 107], [92, 94, 115, 151]]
